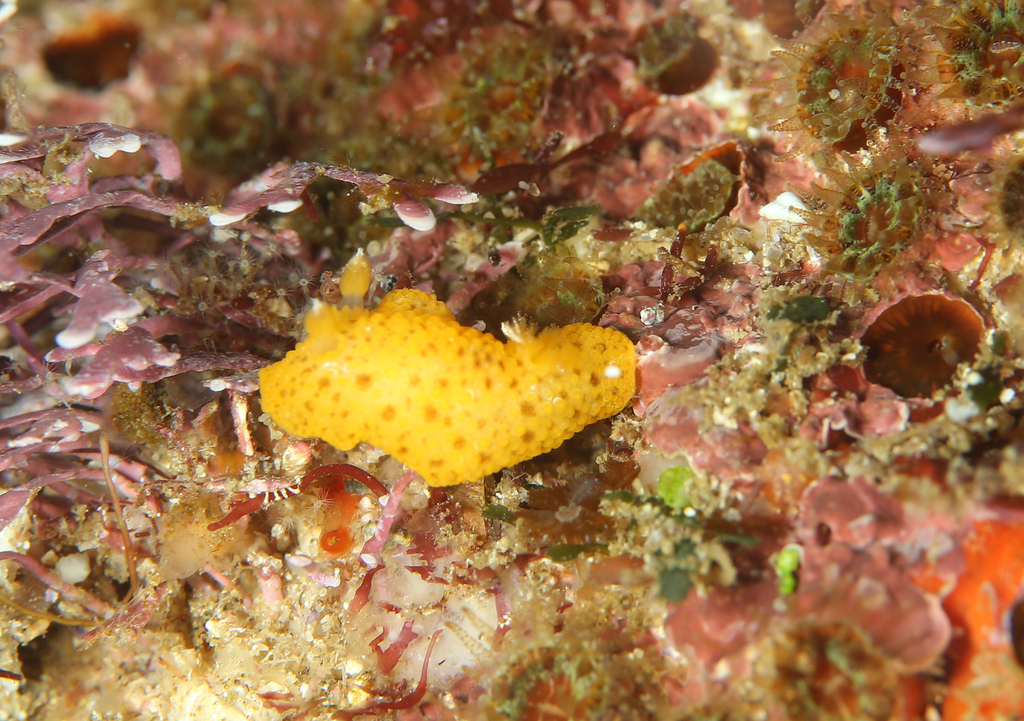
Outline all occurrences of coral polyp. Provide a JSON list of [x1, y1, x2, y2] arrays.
[[920, 0, 1024, 106], [767, 11, 903, 156], [765, 622, 898, 721], [799, 158, 931, 277], [861, 294, 985, 398], [482, 612, 669, 721]]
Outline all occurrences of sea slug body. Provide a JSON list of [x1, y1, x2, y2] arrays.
[[259, 289, 637, 486]]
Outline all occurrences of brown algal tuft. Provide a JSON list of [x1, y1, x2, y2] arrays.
[[861, 294, 985, 398]]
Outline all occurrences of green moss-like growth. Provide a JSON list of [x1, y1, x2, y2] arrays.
[[766, 296, 831, 323], [110, 384, 172, 449], [638, 157, 740, 234], [657, 465, 694, 510]]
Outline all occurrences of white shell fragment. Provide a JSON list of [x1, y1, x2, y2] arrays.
[[267, 198, 304, 214], [89, 133, 142, 159], [55, 553, 91, 585], [759, 191, 809, 223], [209, 210, 248, 227]]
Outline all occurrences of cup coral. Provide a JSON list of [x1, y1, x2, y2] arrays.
[[860, 293, 985, 398], [635, 12, 719, 97]]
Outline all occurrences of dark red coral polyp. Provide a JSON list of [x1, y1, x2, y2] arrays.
[[862, 295, 984, 398], [43, 14, 140, 90], [636, 14, 719, 96]]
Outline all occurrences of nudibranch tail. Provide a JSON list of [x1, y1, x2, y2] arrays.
[[259, 288, 636, 486]]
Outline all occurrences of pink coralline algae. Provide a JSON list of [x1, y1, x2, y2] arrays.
[[665, 477, 951, 715], [644, 401, 769, 484], [603, 258, 760, 411], [796, 479, 951, 671], [799, 372, 911, 445]]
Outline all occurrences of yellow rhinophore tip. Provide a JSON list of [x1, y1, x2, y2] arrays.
[[339, 248, 371, 309]]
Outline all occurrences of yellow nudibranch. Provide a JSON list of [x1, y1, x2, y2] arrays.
[[258, 289, 636, 487]]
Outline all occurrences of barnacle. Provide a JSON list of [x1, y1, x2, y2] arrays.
[[917, 0, 1024, 106], [258, 289, 636, 487], [766, 11, 903, 158], [861, 294, 985, 398]]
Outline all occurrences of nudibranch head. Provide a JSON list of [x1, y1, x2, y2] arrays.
[[258, 289, 636, 486]]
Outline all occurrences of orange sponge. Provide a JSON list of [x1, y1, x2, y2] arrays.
[[259, 289, 636, 486]]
